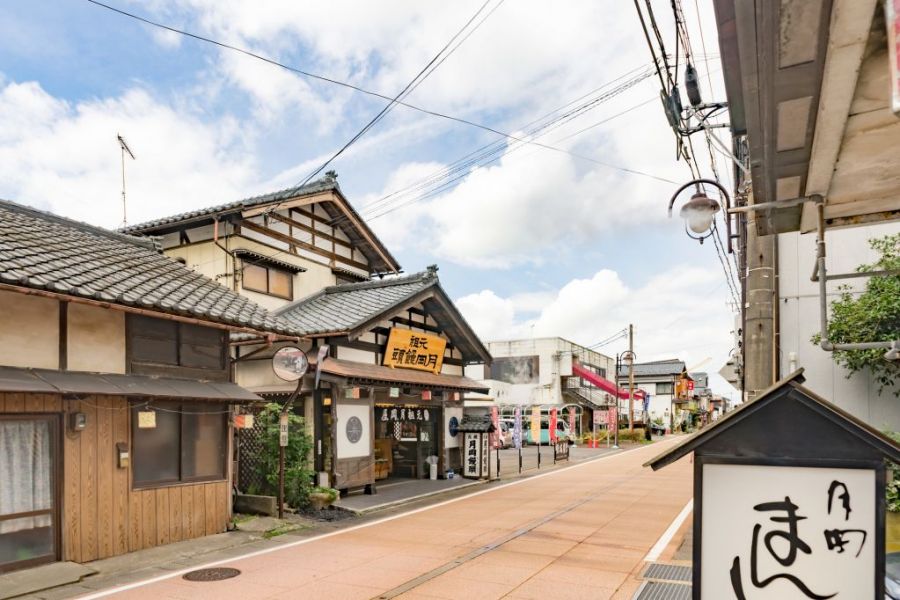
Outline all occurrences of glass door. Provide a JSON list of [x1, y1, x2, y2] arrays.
[[0, 416, 58, 573]]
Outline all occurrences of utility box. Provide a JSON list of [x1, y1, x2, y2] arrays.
[[647, 370, 900, 599]]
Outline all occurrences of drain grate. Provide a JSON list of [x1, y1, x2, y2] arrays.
[[182, 567, 241, 582], [635, 581, 692, 600], [643, 563, 692, 582]]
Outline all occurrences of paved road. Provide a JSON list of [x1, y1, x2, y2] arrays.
[[83, 438, 692, 600]]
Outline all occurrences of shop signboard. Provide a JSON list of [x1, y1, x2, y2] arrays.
[[383, 328, 446, 374], [513, 406, 522, 449], [480, 433, 489, 476], [279, 414, 289, 447], [646, 371, 900, 599], [592, 410, 603, 425], [464, 432, 480, 477], [607, 407, 617, 430], [530, 406, 541, 444]]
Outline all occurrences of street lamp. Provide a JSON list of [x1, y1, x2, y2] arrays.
[[668, 178, 734, 252], [614, 350, 637, 449]]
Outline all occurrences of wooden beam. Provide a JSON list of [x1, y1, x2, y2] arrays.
[[240, 192, 334, 218], [239, 219, 371, 271], [268, 211, 354, 252]]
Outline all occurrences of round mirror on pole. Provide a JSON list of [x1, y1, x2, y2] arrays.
[[272, 346, 309, 382]]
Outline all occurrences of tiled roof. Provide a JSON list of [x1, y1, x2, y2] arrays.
[[119, 177, 338, 234], [618, 359, 686, 378], [274, 271, 436, 335], [0, 199, 299, 336]]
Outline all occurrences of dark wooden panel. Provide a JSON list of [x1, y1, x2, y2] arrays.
[[180, 323, 224, 346], [179, 343, 224, 370], [130, 337, 178, 365], [129, 362, 230, 382], [334, 457, 374, 489]]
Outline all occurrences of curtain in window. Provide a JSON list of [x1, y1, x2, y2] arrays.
[[0, 420, 52, 534]]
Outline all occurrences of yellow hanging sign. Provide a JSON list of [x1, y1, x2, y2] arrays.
[[383, 328, 446, 374]]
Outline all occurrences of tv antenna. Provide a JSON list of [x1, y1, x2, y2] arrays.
[[117, 134, 136, 226]]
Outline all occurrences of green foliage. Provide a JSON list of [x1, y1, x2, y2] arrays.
[[886, 432, 900, 513], [813, 233, 900, 396], [310, 486, 339, 503], [253, 403, 315, 508]]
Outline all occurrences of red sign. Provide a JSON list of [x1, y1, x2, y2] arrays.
[[549, 407, 558, 443], [607, 407, 617, 429], [490, 406, 500, 449], [888, 0, 900, 115], [688, 380, 695, 391]]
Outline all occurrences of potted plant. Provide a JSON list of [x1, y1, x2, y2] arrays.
[[308, 486, 339, 510]]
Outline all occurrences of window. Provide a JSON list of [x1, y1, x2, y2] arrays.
[[656, 382, 675, 395], [126, 315, 226, 378], [131, 402, 227, 488], [242, 263, 293, 299]]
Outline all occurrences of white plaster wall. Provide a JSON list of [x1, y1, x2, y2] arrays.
[[444, 405, 463, 448], [67, 303, 126, 373], [778, 222, 900, 430], [234, 341, 314, 389], [0, 291, 58, 369], [337, 346, 375, 364]]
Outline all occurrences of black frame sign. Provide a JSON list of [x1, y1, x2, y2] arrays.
[[646, 371, 900, 599]]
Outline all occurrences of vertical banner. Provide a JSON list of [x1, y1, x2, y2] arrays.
[[888, 0, 900, 115], [530, 406, 541, 445], [607, 407, 617, 431], [549, 407, 558, 444], [490, 405, 500, 449], [464, 433, 480, 477], [513, 406, 522, 449], [567, 406, 576, 439]]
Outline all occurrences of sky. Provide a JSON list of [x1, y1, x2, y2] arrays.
[[0, 0, 741, 398]]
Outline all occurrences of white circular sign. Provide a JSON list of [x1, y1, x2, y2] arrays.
[[272, 347, 309, 381]]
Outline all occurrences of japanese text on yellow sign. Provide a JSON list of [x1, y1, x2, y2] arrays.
[[383, 328, 446, 374]]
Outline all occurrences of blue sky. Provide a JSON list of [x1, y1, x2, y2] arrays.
[[0, 0, 740, 396]]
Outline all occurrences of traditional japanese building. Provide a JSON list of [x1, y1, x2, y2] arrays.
[[0, 200, 298, 573], [239, 268, 491, 492], [122, 176, 491, 493]]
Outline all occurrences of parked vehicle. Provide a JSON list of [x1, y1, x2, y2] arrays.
[[497, 421, 513, 448], [887, 552, 900, 599], [524, 419, 571, 445]]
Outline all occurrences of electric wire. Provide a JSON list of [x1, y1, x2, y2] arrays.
[[293, 0, 502, 189], [83, 0, 670, 195]]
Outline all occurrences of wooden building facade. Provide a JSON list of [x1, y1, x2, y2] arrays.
[[0, 200, 299, 574]]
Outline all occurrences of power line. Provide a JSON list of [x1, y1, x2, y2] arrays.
[[294, 0, 504, 188], [84, 0, 667, 191]]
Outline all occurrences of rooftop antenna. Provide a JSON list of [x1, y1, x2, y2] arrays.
[[117, 134, 136, 226]]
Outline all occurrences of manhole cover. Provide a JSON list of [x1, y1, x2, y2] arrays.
[[182, 567, 241, 582]]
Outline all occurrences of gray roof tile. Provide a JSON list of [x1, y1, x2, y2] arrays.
[[0, 199, 299, 336], [274, 271, 437, 335]]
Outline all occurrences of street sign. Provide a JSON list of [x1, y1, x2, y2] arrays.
[[592, 410, 603, 425], [279, 414, 289, 447]]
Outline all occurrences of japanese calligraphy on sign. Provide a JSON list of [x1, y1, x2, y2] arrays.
[[464, 432, 480, 477], [701, 464, 875, 598], [383, 328, 446, 374]]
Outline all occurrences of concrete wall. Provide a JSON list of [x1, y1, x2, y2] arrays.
[[0, 290, 59, 369], [67, 303, 126, 373], [778, 221, 900, 430]]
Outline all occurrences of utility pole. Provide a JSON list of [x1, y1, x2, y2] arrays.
[[743, 194, 776, 399], [628, 323, 635, 433]]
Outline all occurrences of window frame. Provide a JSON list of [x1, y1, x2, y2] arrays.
[[241, 261, 294, 300], [131, 401, 228, 490], [656, 382, 675, 395]]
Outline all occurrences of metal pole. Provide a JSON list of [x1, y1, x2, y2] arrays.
[[496, 443, 500, 479], [278, 443, 285, 519], [628, 324, 635, 434], [518, 444, 522, 474]]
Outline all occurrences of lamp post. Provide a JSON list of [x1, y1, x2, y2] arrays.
[[615, 349, 637, 446], [667, 178, 735, 252]]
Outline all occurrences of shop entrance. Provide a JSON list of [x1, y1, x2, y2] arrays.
[[375, 405, 440, 480], [0, 415, 59, 573]]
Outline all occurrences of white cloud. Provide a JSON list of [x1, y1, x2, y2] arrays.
[[0, 79, 257, 228], [456, 265, 739, 396]]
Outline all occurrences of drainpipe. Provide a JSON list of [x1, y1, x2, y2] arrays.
[[814, 202, 899, 357]]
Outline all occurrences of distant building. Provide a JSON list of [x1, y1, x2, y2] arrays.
[[470, 337, 617, 438], [618, 359, 688, 429]]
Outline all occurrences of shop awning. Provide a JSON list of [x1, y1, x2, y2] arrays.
[[318, 357, 489, 393], [572, 361, 645, 401], [0, 366, 262, 402]]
